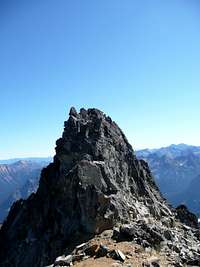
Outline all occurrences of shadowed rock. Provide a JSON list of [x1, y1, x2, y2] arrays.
[[176, 204, 198, 228]]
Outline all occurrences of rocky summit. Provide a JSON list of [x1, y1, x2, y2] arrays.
[[0, 108, 200, 267]]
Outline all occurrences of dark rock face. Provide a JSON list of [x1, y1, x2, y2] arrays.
[[0, 108, 169, 267], [0, 107, 199, 267], [175, 204, 198, 228]]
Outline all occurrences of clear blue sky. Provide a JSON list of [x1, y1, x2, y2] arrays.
[[0, 0, 200, 159]]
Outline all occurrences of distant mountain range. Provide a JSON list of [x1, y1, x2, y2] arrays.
[[173, 174, 200, 215], [137, 143, 200, 159], [0, 157, 52, 164], [136, 144, 200, 215], [0, 158, 52, 222]]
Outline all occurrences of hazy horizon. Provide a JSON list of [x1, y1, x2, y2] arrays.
[[0, 142, 200, 160], [1, 1, 200, 158]]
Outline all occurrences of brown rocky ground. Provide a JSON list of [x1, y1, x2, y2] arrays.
[[58, 230, 177, 267]]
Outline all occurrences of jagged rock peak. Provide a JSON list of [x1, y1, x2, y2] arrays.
[[67, 107, 115, 127], [69, 106, 78, 117], [55, 107, 133, 170], [0, 107, 170, 267]]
